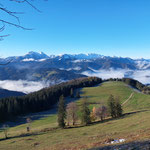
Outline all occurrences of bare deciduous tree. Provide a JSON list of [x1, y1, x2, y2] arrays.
[[95, 105, 107, 121], [0, 0, 47, 40], [66, 102, 78, 126], [3, 124, 9, 139], [26, 117, 32, 132]]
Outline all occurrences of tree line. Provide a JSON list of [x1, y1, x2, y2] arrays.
[[58, 94, 123, 128]]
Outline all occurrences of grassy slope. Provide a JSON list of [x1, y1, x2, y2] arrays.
[[1, 81, 150, 150]]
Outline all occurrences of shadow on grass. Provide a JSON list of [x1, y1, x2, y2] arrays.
[[1, 110, 148, 142], [0, 127, 59, 142], [90, 109, 149, 126], [66, 109, 149, 129], [0, 132, 44, 142], [123, 109, 148, 117]]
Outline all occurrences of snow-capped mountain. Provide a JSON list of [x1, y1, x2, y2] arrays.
[[4, 52, 104, 62], [135, 59, 150, 70], [1, 51, 150, 70], [6, 51, 50, 62], [55, 53, 103, 60], [21, 51, 49, 62]]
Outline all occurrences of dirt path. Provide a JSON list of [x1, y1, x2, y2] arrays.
[[121, 92, 134, 106]]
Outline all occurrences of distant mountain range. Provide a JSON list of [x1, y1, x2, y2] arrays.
[[4, 51, 104, 61], [2, 51, 150, 69], [0, 51, 150, 84]]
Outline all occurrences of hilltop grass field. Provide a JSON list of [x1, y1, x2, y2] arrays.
[[1, 81, 150, 150]]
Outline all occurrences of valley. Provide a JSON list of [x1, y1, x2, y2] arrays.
[[1, 1, 150, 149]]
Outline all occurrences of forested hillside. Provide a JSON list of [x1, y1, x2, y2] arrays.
[[0, 77, 102, 122]]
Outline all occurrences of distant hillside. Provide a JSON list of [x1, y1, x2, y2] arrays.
[[0, 88, 25, 99], [0, 66, 86, 82]]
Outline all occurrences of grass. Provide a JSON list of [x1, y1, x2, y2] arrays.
[[1, 81, 150, 150]]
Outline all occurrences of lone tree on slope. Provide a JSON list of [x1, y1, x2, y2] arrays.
[[107, 95, 116, 118], [115, 97, 123, 117], [58, 95, 66, 128], [80, 97, 91, 125], [107, 95, 123, 118]]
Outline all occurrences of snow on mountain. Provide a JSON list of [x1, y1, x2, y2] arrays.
[[4, 51, 50, 62], [49, 55, 56, 58], [73, 53, 102, 59], [66, 67, 82, 71], [22, 58, 35, 62], [56, 53, 103, 60], [22, 51, 49, 60], [38, 58, 47, 62], [72, 59, 92, 63], [136, 60, 150, 69], [22, 58, 47, 62]]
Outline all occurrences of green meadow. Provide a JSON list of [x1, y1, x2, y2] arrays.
[[1, 81, 150, 150]]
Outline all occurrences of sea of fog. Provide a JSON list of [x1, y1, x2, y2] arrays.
[[0, 80, 50, 94], [82, 69, 150, 85], [0, 69, 150, 94]]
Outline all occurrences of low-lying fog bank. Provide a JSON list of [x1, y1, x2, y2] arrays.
[[0, 80, 51, 94], [0, 69, 150, 94], [82, 69, 150, 84]]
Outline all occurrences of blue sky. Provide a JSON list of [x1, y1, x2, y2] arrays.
[[1, 0, 150, 58]]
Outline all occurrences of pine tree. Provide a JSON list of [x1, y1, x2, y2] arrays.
[[115, 97, 123, 117], [58, 95, 66, 128], [107, 95, 116, 118], [80, 97, 91, 125]]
